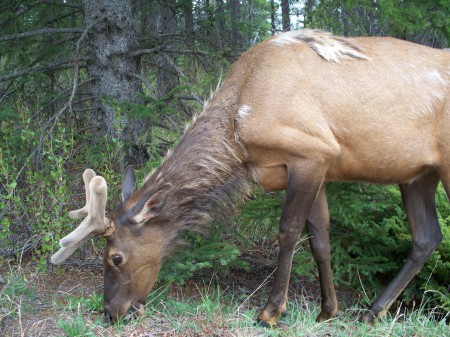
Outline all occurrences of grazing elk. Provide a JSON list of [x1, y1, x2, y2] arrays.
[[52, 29, 450, 326]]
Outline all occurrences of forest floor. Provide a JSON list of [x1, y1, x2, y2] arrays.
[[1, 255, 449, 337]]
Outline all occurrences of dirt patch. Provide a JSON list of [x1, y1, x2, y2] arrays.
[[1, 258, 103, 337]]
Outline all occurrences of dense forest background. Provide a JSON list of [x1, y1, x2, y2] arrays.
[[1, 0, 449, 315]]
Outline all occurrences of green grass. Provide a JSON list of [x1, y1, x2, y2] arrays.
[[140, 291, 450, 337], [1, 263, 449, 337], [54, 283, 449, 337]]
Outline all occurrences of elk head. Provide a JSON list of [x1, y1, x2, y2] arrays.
[[51, 167, 172, 322]]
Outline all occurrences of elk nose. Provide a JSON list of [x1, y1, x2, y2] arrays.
[[104, 309, 113, 324]]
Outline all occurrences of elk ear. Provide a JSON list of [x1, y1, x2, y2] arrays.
[[131, 184, 171, 224], [122, 165, 136, 202]]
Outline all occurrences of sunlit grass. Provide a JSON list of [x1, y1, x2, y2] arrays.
[[1, 262, 449, 336]]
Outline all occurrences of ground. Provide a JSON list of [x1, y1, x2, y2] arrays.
[[0, 252, 334, 337], [1, 254, 448, 337]]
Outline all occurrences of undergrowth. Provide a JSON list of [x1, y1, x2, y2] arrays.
[[237, 184, 450, 314]]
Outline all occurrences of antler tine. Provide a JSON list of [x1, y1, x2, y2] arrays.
[[51, 171, 111, 265], [68, 169, 96, 219], [50, 236, 90, 265]]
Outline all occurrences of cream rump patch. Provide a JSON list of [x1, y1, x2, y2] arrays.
[[270, 29, 370, 63]]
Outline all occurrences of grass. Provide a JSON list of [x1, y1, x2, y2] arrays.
[[53, 281, 450, 337], [1, 261, 449, 337], [0, 264, 36, 336]]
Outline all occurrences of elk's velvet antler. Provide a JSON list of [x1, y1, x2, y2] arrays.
[[51, 169, 112, 264]]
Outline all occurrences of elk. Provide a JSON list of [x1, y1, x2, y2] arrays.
[[52, 29, 450, 326]]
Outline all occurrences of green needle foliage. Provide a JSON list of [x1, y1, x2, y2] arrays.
[[225, 181, 450, 314]]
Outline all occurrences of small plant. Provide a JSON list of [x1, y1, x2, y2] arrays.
[[65, 293, 104, 313], [57, 315, 91, 337], [84, 292, 104, 312], [56, 293, 108, 337]]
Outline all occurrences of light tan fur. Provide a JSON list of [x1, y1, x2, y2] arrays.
[[232, 33, 449, 190], [55, 29, 450, 325]]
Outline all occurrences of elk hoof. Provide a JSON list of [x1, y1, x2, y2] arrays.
[[360, 311, 376, 325], [316, 311, 329, 322], [104, 310, 113, 324], [316, 308, 338, 322], [257, 306, 283, 328], [255, 318, 274, 328]]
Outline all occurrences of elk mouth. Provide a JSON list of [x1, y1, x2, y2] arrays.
[[104, 301, 146, 324]]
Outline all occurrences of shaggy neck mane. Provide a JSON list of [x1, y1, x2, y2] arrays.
[[137, 103, 248, 237]]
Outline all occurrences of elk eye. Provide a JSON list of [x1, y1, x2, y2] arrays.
[[112, 254, 123, 266]]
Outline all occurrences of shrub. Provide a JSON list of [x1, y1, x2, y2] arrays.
[[0, 104, 124, 268], [0, 114, 73, 268], [327, 182, 450, 311], [233, 181, 450, 312]]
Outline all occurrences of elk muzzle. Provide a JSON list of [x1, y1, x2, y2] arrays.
[[104, 300, 145, 323]]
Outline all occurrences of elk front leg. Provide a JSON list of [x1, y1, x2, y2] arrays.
[[306, 184, 338, 322], [363, 171, 442, 323], [257, 163, 326, 326]]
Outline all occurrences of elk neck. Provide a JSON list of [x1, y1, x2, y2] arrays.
[[131, 98, 249, 236]]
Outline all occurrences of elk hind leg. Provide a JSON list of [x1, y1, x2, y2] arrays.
[[363, 171, 442, 323]]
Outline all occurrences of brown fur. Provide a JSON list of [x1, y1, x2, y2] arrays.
[[56, 29, 450, 325]]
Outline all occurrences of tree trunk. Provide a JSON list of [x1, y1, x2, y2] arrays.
[[281, 0, 290, 31], [270, 0, 276, 35], [304, 0, 314, 27], [215, 0, 226, 48], [82, 0, 145, 168], [230, 0, 240, 51], [149, 0, 178, 99], [183, 0, 194, 34]]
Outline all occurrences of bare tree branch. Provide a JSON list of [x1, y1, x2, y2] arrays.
[[130, 46, 162, 58], [30, 78, 94, 120], [128, 72, 157, 99], [0, 57, 86, 82], [44, 10, 81, 27], [161, 53, 203, 105], [0, 27, 83, 42], [0, 81, 15, 104], [131, 46, 206, 58], [44, 13, 106, 125], [66, 15, 102, 114], [138, 32, 189, 42], [10, 15, 106, 187], [38, 0, 82, 10], [163, 47, 207, 56]]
